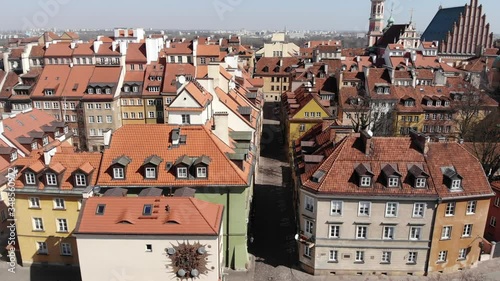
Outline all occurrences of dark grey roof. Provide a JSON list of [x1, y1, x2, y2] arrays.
[[174, 155, 192, 166], [381, 164, 402, 178], [40, 125, 58, 133], [355, 163, 374, 176], [377, 24, 409, 48], [103, 187, 128, 197], [173, 187, 196, 198], [246, 92, 257, 99], [421, 6, 465, 42], [112, 155, 132, 166], [230, 131, 253, 141], [16, 137, 34, 144], [50, 121, 66, 128], [441, 166, 463, 180], [192, 155, 211, 166], [238, 106, 252, 116], [28, 131, 45, 138], [138, 187, 163, 197], [311, 170, 326, 183], [228, 153, 246, 160], [0, 147, 15, 155], [143, 155, 163, 166], [407, 164, 429, 178]]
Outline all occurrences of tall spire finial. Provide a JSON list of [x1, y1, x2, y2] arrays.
[[409, 8, 414, 24]]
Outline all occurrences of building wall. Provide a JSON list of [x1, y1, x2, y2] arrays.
[[395, 113, 424, 136], [288, 101, 329, 146], [298, 189, 435, 276], [168, 109, 208, 126], [195, 184, 251, 270], [144, 98, 163, 124], [15, 193, 81, 266], [428, 198, 490, 273], [120, 97, 145, 125], [485, 189, 500, 242], [76, 235, 221, 281]]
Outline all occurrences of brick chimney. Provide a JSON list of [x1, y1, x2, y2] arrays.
[[360, 129, 373, 156], [409, 130, 430, 155]]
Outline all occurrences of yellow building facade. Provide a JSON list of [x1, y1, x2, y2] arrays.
[[286, 98, 330, 147], [395, 113, 424, 136]]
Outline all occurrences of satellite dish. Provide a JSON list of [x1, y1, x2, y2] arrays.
[[178, 75, 186, 84], [93, 186, 101, 194]]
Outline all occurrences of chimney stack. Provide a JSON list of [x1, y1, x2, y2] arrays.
[[360, 130, 373, 156], [409, 130, 430, 155], [213, 112, 229, 146]]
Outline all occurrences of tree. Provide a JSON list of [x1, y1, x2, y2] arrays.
[[453, 85, 492, 140], [464, 108, 500, 180]]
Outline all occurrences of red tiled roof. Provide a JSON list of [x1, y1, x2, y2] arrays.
[[75, 197, 223, 235], [89, 66, 122, 84], [72, 43, 94, 56], [126, 43, 147, 63], [162, 43, 192, 55], [97, 125, 250, 187], [254, 57, 299, 76], [197, 45, 220, 57], [44, 43, 73, 57], [95, 43, 121, 56], [0, 72, 20, 99], [16, 151, 102, 190], [124, 70, 145, 82], [176, 82, 213, 107], [10, 48, 24, 59], [61, 66, 95, 98], [162, 64, 195, 94], [31, 65, 71, 97]]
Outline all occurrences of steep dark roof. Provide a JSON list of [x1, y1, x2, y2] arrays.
[[421, 6, 465, 42], [377, 24, 409, 48]]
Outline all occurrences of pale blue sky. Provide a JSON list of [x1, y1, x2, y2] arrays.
[[6, 0, 500, 33]]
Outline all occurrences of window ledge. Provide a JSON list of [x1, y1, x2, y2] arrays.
[[406, 262, 417, 265], [436, 261, 446, 264], [380, 262, 391, 265], [32, 230, 45, 233], [53, 208, 66, 211], [302, 255, 312, 260], [457, 258, 466, 261], [327, 261, 338, 264], [56, 231, 69, 234], [37, 253, 48, 256], [29, 207, 41, 210], [354, 261, 365, 264], [440, 238, 451, 241]]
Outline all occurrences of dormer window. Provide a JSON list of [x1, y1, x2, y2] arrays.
[[441, 166, 463, 191], [31, 142, 38, 150], [42, 137, 49, 146], [46, 173, 57, 186], [88, 88, 94, 94], [44, 89, 54, 96], [451, 180, 461, 190], [197, 167, 207, 178], [10, 151, 18, 162], [64, 126, 69, 134], [361, 176, 371, 187], [75, 174, 87, 186], [436, 100, 442, 106], [132, 86, 139, 92], [145, 167, 156, 179], [124, 86, 130, 92], [177, 167, 188, 178], [113, 167, 124, 179], [388, 177, 399, 187], [105, 88, 111, 94], [25, 172, 36, 185], [444, 101, 450, 107], [427, 100, 433, 106], [413, 177, 425, 188]]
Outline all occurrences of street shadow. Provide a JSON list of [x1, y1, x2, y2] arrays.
[[30, 264, 81, 281], [260, 125, 287, 162]]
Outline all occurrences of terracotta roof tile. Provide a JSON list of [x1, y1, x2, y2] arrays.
[[97, 125, 250, 187], [44, 43, 73, 57], [162, 64, 195, 94], [254, 57, 299, 76], [0, 72, 20, 99], [126, 43, 147, 63], [31, 65, 71, 97], [75, 197, 223, 235], [61, 66, 95, 98], [197, 45, 220, 57], [72, 43, 94, 56]]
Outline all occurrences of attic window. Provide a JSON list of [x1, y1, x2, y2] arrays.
[[10, 151, 18, 162], [44, 89, 54, 96], [96, 204, 106, 215], [75, 174, 87, 186], [143, 204, 153, 216], [382, 164, 401, 188], [451, 180, 461, 190], [311, 170, 326, 183], [177, 167, 188, 178], [355, 163, 374, 187], [441, 166, 463, 191]]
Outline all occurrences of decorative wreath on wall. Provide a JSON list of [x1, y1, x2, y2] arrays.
[[166, 242, 209, 279]]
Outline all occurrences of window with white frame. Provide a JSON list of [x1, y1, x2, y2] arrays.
[[462, 224, 472, 237], [105, 103, 111, 109], [407, 251, 417, 264], [46, 173, 57, 186], [490, 216, 497, 227], [451, 179, 461, 190], [355, 251, 364, 262], [437, 250, 447, 262], [458, 248, 467, 260], [37, 241, 48, 254], [416, 177, 426, 188], [383, 226, 395, 239], [106, 115, 112, 123], [145, 167, 156, 179], [31, 142, 38, 150], [113, 167, 124, 179], [57, 218, 68, 232], [385, 202, 398, 217], [329, 225, 340, 238], [304, 195, 314, 212], [466, 201, 476, 215], [330, 201, 342, 216], [25, 173, 36, 185], [305, 220, 314, 236], [441, 226, 452, 239], [148, 112, 155, 118], [196, 167, 207, 178], [33, 218, 44, 231], [360, 176, 371, 187], [54, 198, 65, 209], [299, 124, 306, 132], [413, 203, 425, 218], [358, 202, 371, 216], [75, 174, 86, 186], [329, 250, 338, 262], [388, 177, 399, 187], [97, 116, 103, 123], [495, 197, 500, 207], [356, 225, 367, 239], [42, 136, 49, 146], [29, 197, 40, 208], [381, 251, 391, 263], [409, 226, 422, 240], [88, 116, 95, 123], [181, 114, 190, 124], [60, 243, 72, 256], [445, 202, 455, 216], [177, 167, 188, 178]]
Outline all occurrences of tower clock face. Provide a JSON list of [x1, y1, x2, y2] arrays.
[[166, 242, 210, 279]]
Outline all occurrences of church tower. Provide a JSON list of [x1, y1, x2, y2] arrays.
[[368, 0, 386, 47]]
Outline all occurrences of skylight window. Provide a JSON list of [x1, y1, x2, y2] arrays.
[[96, 204, 106, 215], [143, 204, 153, 216]]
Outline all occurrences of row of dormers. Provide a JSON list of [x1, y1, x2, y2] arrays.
[[23, 162, 94, 188], [109, 154, 212, 180]]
